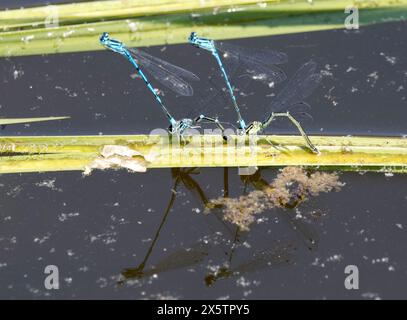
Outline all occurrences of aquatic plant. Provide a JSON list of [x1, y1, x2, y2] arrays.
[[207, 167, 344, 231], [1, 134, 407, 174], [1, 0, 406, 57]]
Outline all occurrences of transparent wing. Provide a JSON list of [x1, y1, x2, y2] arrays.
[[151, 243, 209, 273], [128, 48, 198, 96], [135, 49, 200, 81], [216, 41, 288, 85], [216, 41, 288, 65], [185, 77, 231, 119], [234, 244, 296, 274], [269, 61, 322, 113], [185, 67, 255, 122]]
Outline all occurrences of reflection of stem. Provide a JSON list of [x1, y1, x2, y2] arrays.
[[228, 227, 240, 264], [120, 167, 230, 282], [138, 180, 179, 271], [120, 174, 180, 281], [180, 171, 210, 207], [204, 167, 319, 287], [204, 225, 241, 287], [223, 167, 229, 198], [121, 167, 251, 285]]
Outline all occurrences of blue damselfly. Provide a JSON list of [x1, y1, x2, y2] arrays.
[[99, 32, 226, 135], [188, 32, 288, 131]]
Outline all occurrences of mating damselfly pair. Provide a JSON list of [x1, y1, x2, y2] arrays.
[[99, 32, 322, 154]]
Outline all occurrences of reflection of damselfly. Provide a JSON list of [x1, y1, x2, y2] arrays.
[[189, 32, 322, 153], [119, 168, 225, 282], [99, 33, 226, 136], [119, 167, 319, 285]]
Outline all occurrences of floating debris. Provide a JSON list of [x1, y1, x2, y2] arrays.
[[83, 145, 155, 175], [207, 167, 344, 230]]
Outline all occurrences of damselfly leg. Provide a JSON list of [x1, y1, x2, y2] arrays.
[[246, 61, 322, 154], [261, 112, 319, 154]]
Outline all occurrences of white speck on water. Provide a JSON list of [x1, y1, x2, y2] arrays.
[[242, 241, 251, 249], [96, 277, 108, 288], [149, 292, 180, 300], [34, 233, 51, 245], [13, 69, 24, 79], [251, 73, 267, 81], [362, 292, 381, 300], [311, 258, 325, 267], [55, 85, 78, 98], [321, 64, 333, 77], [346, 66, 357, 72], [395, 223, 403, 229], [326, 254, 343, 262], [367, 71, 379, 86], [35, 179, 62, 192], [236, 276, 251, 288], [243, 290, 252, 297], [372, 257, 390, 265], [325, 86, 338, 106], [58, 212, 80, 222], [7, 186, 23, 198], [192, 208, 201, 213], [379, 52, 397, 65]]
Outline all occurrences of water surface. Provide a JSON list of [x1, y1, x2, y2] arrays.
[[0, 21, 406, 299]]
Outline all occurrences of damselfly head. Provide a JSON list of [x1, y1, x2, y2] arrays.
[[246, 121, 262, 135], [188, 32, 198, 46], [99, 32, 110, 45]]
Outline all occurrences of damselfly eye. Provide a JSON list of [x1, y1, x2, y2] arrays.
[[100, 32, 109, 43]]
